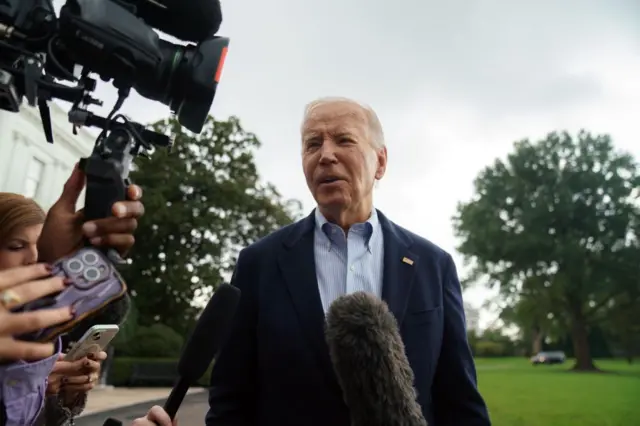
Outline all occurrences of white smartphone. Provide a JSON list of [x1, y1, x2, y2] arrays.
[[63, 324, 120, 362]]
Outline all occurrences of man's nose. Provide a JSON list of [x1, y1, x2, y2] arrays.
[[318, 139, 338, 164]]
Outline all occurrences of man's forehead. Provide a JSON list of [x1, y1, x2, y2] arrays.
[[303, 102, 367, 132]]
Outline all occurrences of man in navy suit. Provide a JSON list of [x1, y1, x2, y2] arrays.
[[205, 97, 491, 426]]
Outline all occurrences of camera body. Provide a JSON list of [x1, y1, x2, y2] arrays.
[[0, 0, 228, 264], [0, 0, 229, 135]]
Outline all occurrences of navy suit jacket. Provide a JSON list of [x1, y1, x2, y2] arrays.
[[206, 210, 491, 426]]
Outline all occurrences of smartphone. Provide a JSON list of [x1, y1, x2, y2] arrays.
[[15, 247, 128, 343], [63, 324, 120, 362]]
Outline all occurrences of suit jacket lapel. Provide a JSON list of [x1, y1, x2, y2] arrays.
[[278, 211, 341, 394], [378, 210, 419, 326]]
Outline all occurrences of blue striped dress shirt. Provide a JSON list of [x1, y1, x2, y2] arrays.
[[313, 208, 385, 313]]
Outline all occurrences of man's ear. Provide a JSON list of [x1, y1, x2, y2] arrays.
[[375, 146, 387, 180]]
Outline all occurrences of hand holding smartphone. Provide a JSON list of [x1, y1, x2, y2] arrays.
[[15, 247, 128, 343], [64, 324, 119, 361]]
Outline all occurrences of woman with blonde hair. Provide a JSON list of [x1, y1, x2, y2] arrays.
[[0, 192, 105, 426]]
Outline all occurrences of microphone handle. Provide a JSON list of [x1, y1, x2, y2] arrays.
[[101, 378, 189, 426], [164, 376, 190, 419]]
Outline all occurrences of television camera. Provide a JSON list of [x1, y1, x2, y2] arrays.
[[0, 0, 229, 263]]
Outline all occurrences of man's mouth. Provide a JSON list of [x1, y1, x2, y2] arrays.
[[319, 177, 342, 184]]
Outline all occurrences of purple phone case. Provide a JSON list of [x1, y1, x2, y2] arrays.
[[17, 247, 128, 342]]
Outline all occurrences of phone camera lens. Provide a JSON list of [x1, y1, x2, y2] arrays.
[[67, 259, 84, 273], [82, 252, 99, 266], [83, 267, 100, 282], [92, 332, 101, 341]]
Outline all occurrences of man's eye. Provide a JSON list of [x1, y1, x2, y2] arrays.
[[7, 246, 24, 252]]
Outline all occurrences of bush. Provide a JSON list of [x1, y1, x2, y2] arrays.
[[113, 298, 140, 345], [117, 324, 184, 358], [474, 340, 507, 357], [108, 357, 214, 387]]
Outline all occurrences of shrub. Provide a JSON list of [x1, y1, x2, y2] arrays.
[[117, 323, 184, 358], [108, 357, 213, 387], [475, 340, 507, 357]]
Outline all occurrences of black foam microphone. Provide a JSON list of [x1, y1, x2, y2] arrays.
[[101, 283, 241, 426], [325, 292, 428, 426], [124, 0, 223, 43], [163, 283, 240, 418]]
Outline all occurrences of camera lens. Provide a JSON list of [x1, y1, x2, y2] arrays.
[[82, 251, 99, 265], [83, 267, 100, 282], [133, 37, 229, 134], [66, 259, 83, 273], [92, 332, 101, 341]]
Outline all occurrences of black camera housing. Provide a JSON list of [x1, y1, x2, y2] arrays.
[[0, 0, 229, 134]]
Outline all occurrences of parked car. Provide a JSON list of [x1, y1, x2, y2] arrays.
[[531, 351, 566, 365]]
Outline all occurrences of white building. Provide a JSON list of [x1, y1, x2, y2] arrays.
[[464, 302, 481, 333], [0, 102, 95, 211]]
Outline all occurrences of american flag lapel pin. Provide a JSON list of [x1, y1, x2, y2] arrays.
[[402, 257, 414, 266]]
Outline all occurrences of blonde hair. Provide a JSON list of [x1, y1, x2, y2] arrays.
[[301, 97, 386, 149], [0, 193, 46, 243]]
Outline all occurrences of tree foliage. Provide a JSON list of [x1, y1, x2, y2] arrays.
[[602, 288, 640, 362], [122, 116, 302, 333], [464, 302, 481, 334], [453, 130, 640, 370], [498, 276, 567, 356]]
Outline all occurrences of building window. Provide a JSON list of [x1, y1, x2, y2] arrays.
[[23, 157, 45, 199]]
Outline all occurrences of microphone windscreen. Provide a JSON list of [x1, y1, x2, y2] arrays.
[[177, 283, 240, 381], [325, 292, 428, 426]]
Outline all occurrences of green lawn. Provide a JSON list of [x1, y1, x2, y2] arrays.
[[475, 357, 640, 426]]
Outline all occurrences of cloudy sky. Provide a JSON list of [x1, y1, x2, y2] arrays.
[[54, 0, 639, 326]]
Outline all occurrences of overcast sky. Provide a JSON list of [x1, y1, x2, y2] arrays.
[[53, 0, 640, 327]]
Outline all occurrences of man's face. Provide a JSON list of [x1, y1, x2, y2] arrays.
[[301, 101, 387, 213]]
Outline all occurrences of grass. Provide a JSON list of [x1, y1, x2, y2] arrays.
[[475, 357, 640, 426]]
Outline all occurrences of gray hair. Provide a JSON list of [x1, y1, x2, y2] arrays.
[[301, 97, 386, 150]]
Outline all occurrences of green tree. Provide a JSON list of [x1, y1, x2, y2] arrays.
[[601, 282, 640, 363], [464, 302, 481, 334], [499, 276, 564, 356], [453, 131, 640, 371], [501, 299, 546, 356], [474, 327, 516, 357], [123, 116, 302, 334]]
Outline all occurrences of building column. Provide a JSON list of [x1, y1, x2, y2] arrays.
[[2, 134, 31, 194]]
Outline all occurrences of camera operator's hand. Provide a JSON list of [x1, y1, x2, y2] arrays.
[[0, 264, 73, 361], [38, 165, 145, 263], [131, 406, 177, 426]]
